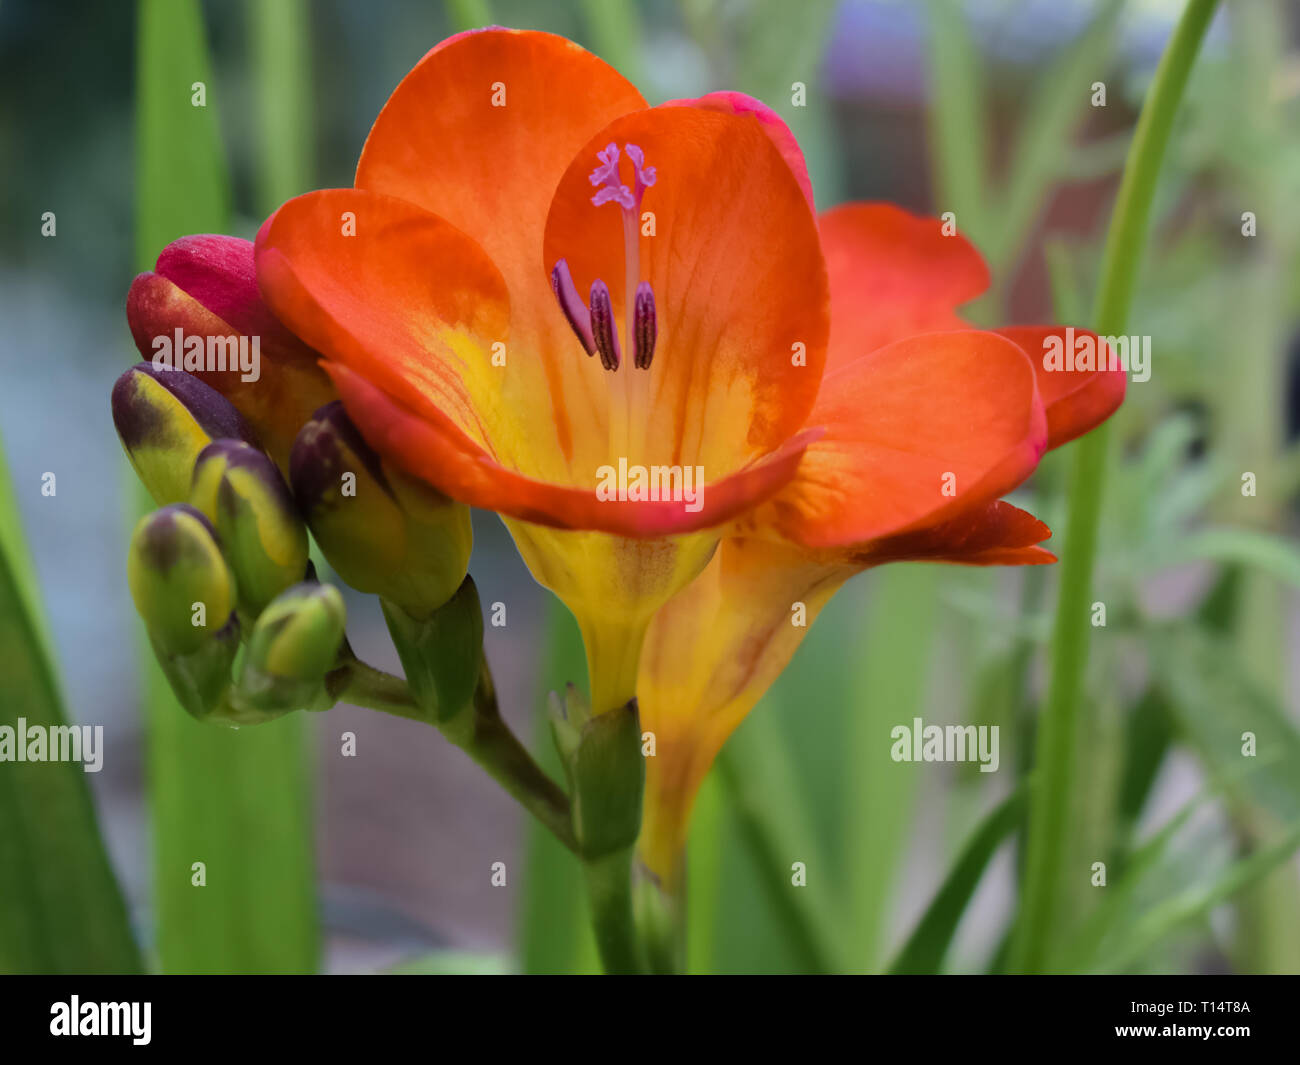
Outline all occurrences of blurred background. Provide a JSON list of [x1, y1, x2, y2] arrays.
[[1, 0, 1298, 974]]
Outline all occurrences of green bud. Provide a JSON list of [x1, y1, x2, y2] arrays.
[[382, 574, 484, 725], [127, 504, 235, 656], [235, 581, 346, 715], [191, 439, 309, 616], [289, 402, 471, 618], [549, 690, 644, 859], [112, 363, 257, 505], [150, 619, 241, 725]]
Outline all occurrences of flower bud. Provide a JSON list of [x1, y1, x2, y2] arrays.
[[382, 574, 484, 724], [126, 503, 235, 656], [112, 363, 256, 505], [289, 402, 471, 618], [191, 439, 309, 616], [236, 581, 346, 715], [549, 688, 644, 860]]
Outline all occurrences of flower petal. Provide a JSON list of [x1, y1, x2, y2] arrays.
[[638, 536, 854, 881], [256, 187, 816, 535], [997, 326, 1128, 449], [755, 330, 1048, 549], [355, 27, 645, 331], [544, 104, 830, 477], [326, 362, 820, 537], [126, 235, 334, 468], [854, 500, 1056, 566], [663, 90, 815, 211], [820, 203, 990, 370]]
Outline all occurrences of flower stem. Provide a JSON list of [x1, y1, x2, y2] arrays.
[[1010, 0, 1219, 973], [336, 657, 579, 854], [583, 846, 643, 974]]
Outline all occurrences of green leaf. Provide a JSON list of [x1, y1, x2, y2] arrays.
[[984, 1, 1124, 278], [0, 434, 143, 974], [716, 706, 851, 973], [888, 786, 1025, 974], [387, 950, 510, 975], [1168, 528, 1300, 592], [1149, 626, 1300, 826], [135, 0, 318, 973], [923, 0, 988, 250]]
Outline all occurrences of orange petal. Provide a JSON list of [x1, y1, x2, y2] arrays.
[[997, 326, 1128, 449], [355, 27, 645, 332], [664, 91, 815, 210], [327, 363, 820, 537], [544, 104, 829, 476], [638, 536, 855, 882], [754, 330, 1047, 549], [820, 203, 990, 371], [126, 235, 334, 469], [639, 497, 1055, 881], [854, 500, 1056, 566]]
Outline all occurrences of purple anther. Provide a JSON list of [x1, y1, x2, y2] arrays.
[[633, 281, 657, 370], [589, 280, 622, 372], [550, 259, 595, 355]]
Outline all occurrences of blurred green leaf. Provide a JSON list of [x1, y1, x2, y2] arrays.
[[580, 0, 645, 91], [888, 786, 1025, 975], [847, 565, 941, 970], [135, 0, 317, 973], [1167, 529, 1300, 592], [1150, 626, 1300, 826], [717, 706, 851, 973], [0, 434, 143, 974], [984, 1, 1124, 279], [684, 767, 723, 974], [923, 0, 988, 250], [249, 0, 314, 215], [387, 950, 509, 974]]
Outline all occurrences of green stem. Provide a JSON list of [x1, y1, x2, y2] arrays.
[[583, 846, 643, 974], [338, 657, 579, 854], [1010, 0, 1219, 974]]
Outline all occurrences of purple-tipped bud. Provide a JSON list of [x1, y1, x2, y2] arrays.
[[112, 362, 257, 505], [633, 281, 657, 370], [551, 259, 595, 355], [589, 280, 621, 372]]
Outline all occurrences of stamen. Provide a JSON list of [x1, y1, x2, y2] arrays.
[[633, 282, 657, 370], [550, 259, 595, 355], [589, 281, 621, 372]]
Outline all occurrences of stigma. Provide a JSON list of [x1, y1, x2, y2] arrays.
[[551, 142, 658, 372]]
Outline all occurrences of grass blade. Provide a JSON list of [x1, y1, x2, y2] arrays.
[[0, 433, 143, 973], [888, 786, 1025, 974]]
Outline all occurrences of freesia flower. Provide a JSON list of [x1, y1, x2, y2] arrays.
[[635, 204, 1127, 885], [251, 28, 831, 712]]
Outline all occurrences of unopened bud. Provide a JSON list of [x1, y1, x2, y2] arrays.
[[236, 581, 346, 715], [112, 363, 256, 505], [191, 439, 308, 616], [289, 402, 471, 618], [126, 503, 235, 656]]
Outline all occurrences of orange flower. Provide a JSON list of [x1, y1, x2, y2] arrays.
[[251, 28, 830, 712], [636, 202, 1127, 884]]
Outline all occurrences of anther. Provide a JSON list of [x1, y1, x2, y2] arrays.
[[589, 281, 621, 372], [550, 259, 595, 355], [633, 282, 656, 370]]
